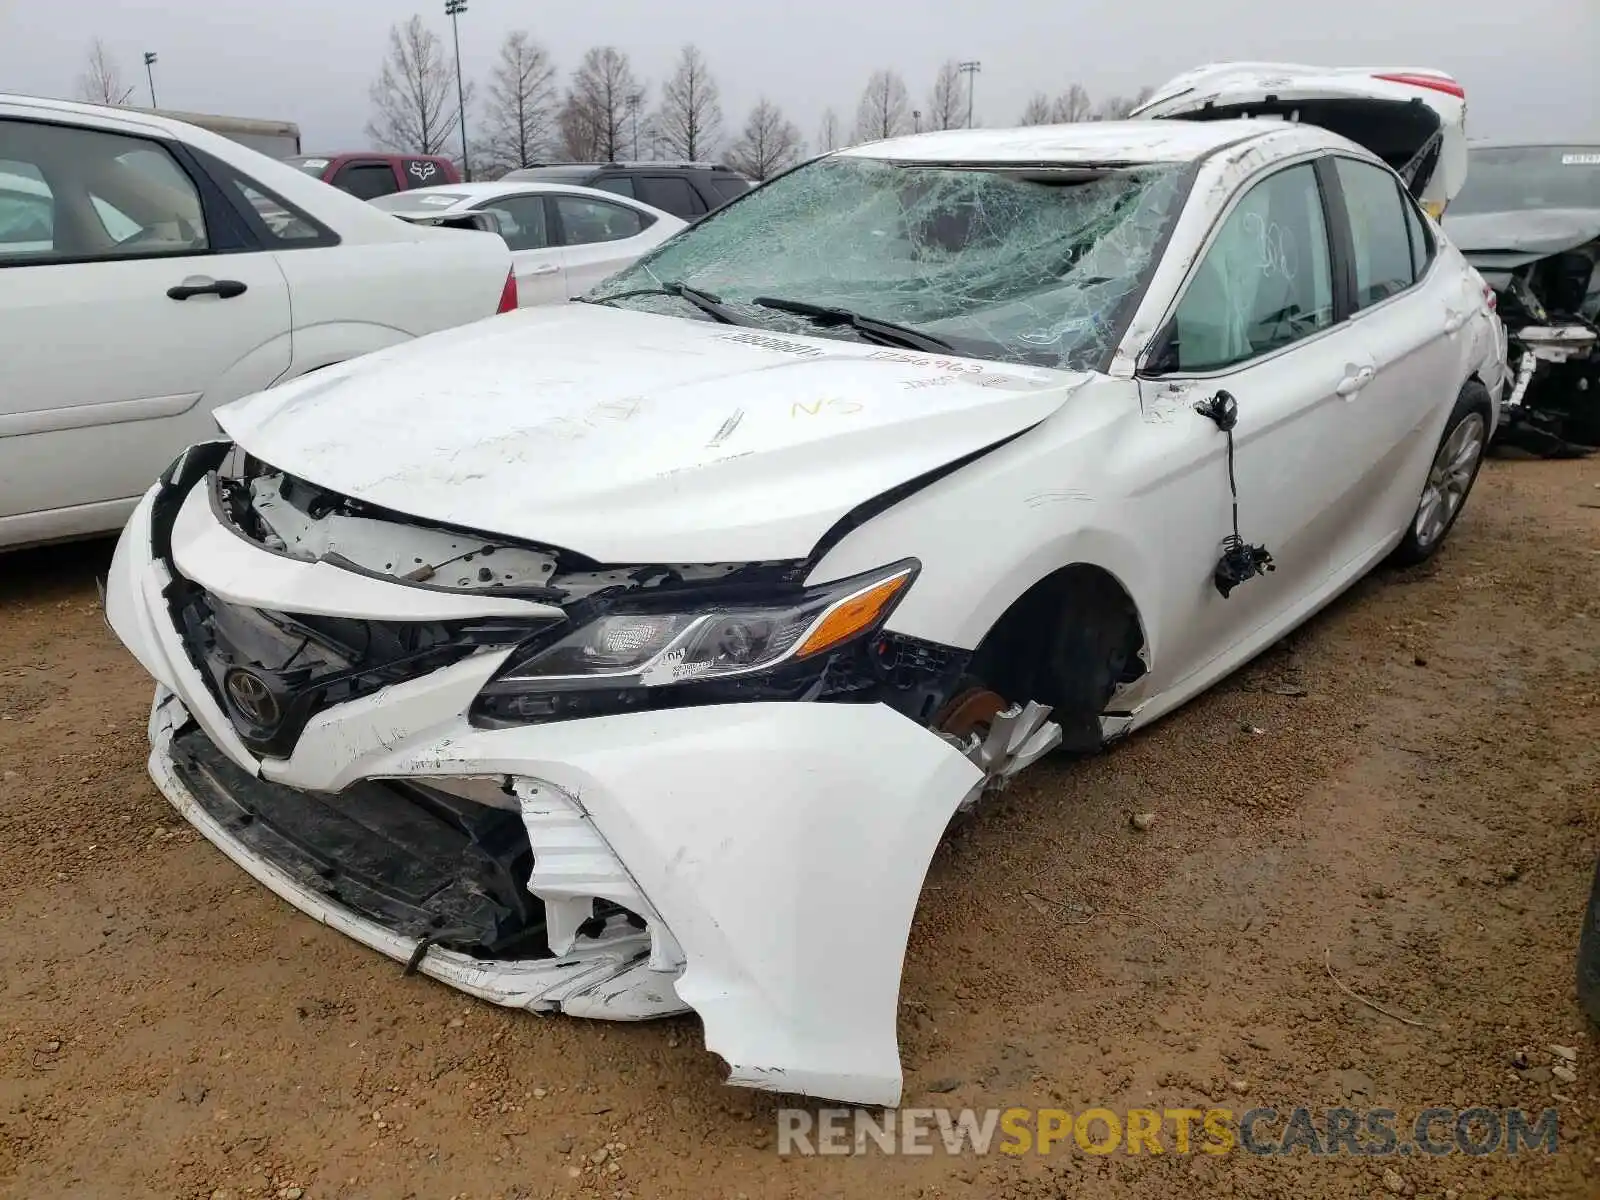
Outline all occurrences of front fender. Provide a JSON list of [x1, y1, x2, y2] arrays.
[[808, 396, 1163, 667]]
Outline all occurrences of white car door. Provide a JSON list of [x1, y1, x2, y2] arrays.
[[1324, 154, 1474, 545], [1131, 157, 1380, 695], [549, 192, 677, 298], [474, 192, 567, 307], [0, 112, 291, 546]]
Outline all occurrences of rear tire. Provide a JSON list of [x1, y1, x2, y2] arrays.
[[1388, 381, 1491, 567]]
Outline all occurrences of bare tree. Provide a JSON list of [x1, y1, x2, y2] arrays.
[[926, 60, 965, 131], [1093, 85, 1155, 121], [77, 39, 134, 106], [559, 46, 639, 162], [816, 108, 842, 153], [655, 44, 722, 161], [853, 69, 911, 143], [1019, 93, 1053, 125], [482, 31, 556, 171], [1050, 84, 1093, 124], [366, 16, 465, 156], [726, 99, 804, 181]]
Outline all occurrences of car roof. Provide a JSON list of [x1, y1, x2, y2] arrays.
[[835, 118, 1299, 164], [1, 92, 206, 139], [1467, 139, 1600, 150], [293, 151, 451, 160], [397, 181, 640, 203], [512, 161, 736, 172], [380, 180, 681, 219]]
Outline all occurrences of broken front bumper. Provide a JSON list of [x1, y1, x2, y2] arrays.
[[107, 474, 987, 1106]]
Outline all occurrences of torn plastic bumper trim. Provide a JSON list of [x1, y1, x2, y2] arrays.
[[143, 682, 986, 1105], [146, 689, 687, 1018]]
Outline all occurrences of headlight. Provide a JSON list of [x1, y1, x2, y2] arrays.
[[472, 560, 918, 724]]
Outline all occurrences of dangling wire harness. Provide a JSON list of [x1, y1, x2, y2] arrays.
[[1194, 389, 1275, 598]]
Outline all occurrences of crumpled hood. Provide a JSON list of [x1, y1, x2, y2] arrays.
[[217, 303, 1078, 564], [1445, 208, 1600, 267]]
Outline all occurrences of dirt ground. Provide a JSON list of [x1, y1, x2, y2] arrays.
[[1, 454, 1598, 1200]]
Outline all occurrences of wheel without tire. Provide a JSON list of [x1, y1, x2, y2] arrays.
[[1389, 381, 1491, 566]]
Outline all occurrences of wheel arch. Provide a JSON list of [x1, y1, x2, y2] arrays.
[[960, 559, 1153, 750]]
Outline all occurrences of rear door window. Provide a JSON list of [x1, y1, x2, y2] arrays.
[[1401, 191, 1433, 280], [552, 195, 647, 245], [1333, 158, 1417, 308], [333, 161, 402, 200], [710, 176, 751, 203], [591, 175, 636, 199], [479, 194, 550, 251], [636, 175, 698, 218], [229, 178, 324, 243]]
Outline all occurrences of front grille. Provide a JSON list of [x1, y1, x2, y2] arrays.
[[167, 577, 549, 757]]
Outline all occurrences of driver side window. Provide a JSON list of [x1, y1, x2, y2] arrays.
[[1169, 162, 1334, 372]]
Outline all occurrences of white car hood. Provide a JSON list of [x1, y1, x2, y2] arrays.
[[217, 303, 1077, 564]]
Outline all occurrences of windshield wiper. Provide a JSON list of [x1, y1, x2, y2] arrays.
[[751, 296, 955, 354], [585, 281, 747, 326]]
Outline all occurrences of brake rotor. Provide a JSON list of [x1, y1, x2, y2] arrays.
[[933, 686, 1008, 740]]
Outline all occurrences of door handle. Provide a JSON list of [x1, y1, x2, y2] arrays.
[[525, 263, 560, 277], [1335, 365, 1375, 397], [167, 277, 248, 301]]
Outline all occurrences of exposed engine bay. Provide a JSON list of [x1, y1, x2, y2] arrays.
[[1446, 145, 1600, 458]]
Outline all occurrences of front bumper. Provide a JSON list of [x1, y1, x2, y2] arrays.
[[107, 472, 985, 1106]]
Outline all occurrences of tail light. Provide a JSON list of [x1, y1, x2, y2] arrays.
[[1483, 284, 1497, 312], [496, 268, 518, 314], [1372, 72, 1466, 99]]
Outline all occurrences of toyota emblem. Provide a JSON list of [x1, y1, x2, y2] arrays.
[[224, 668, 281, 729]]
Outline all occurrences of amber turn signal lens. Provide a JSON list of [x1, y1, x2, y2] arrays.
[[793, 571, 912, 660]]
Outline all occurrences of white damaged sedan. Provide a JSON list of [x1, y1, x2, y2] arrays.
[[106, 66, 1504, 1106]]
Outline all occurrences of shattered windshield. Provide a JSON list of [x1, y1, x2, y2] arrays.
[[584, 154, 1188, 371], [1452, 147, 1600, 214]]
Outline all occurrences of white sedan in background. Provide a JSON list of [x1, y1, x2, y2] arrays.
[[0, 94, 515, 552], [369, 182, 687, 306]]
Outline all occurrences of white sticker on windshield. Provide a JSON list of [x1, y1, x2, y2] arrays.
[[1561, 153, 1600, 165], [300, 158, 329, 169]]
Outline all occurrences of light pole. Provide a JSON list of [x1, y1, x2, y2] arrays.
[[626, 91, 643, 160], [143, 52, 158, 108], [959, 61, 981, 129], [444, 0, 470, 179]]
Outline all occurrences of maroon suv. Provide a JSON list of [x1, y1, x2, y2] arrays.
[[284, 152, 462, 200]]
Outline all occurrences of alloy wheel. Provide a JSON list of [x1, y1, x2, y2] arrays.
[[1414, 412, 1487, 549]]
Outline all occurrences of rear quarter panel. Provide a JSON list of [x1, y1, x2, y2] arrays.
[[271, 235, 511, 363]]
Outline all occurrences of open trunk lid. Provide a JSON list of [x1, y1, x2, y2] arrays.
[[1132, 63, 1468, 219], [383, 209, 505, 235]]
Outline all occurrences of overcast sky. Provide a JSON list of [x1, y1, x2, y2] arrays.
[[2, 0, 1596, 153]]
